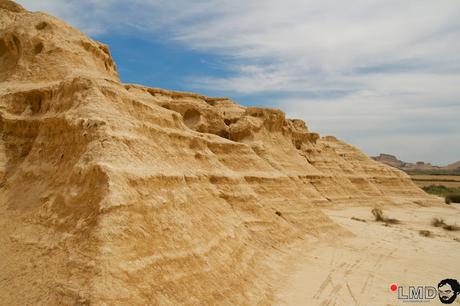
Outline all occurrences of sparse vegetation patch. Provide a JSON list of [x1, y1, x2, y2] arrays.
[[431, 218, 459, 231], [418, 230, 432, 237], [420, 185, 460, 204], [371, 208, 400, 225]]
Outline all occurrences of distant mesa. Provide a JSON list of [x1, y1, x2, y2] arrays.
[[372, 154, 460, 173]]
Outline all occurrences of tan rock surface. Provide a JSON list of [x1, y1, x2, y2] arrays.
[[0, 1, 441, 305]]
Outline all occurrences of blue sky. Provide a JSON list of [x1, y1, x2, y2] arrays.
[[97, 34, 232, 93], [17, 0, 460, 165]]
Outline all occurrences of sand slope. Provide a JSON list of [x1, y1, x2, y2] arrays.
[[0, 1, 444, 305]]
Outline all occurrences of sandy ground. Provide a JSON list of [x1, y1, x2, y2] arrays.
[[276, 204, 460, 305]]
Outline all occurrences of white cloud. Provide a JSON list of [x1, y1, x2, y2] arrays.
[[16, 0, 460, 164], [278, 86, 460, 165]]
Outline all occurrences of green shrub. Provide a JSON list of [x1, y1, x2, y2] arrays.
[[422, 185, 460, 198], [421, 185, 460, 204], [423, 185, 449, 193], [445, 194, 460, 204]]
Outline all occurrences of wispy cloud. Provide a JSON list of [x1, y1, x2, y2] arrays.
[[17, 0, 460, 164]]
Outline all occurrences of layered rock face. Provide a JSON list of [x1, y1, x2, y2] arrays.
[[0, 1, 436, 305]]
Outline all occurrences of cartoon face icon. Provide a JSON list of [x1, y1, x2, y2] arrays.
[[438, 279, 460, 304]]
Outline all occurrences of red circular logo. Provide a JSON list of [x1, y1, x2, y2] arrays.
[[390, 284, 397, 292]]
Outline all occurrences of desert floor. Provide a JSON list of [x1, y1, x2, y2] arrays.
[[275, 203, 460, 305], [410, 174, 460, 188]]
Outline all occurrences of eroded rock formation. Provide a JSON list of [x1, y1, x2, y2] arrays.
[[0, 1, 436, 305]]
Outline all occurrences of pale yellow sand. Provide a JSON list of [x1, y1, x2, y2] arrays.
[[276, 205, 460, 305]]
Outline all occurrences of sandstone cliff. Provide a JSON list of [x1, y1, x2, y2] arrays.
[[0, 1, 437, 305]]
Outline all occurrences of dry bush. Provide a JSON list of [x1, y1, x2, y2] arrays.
[[443, 224, 460, 231], [431, 218, 459, 231], [432, 218, 446, 227], [371, 208, 384, 221], [371, 208, 400, 224], [351, 217, 366, 223], [419, 230, 432, 237], [384, 217, 400, 225]]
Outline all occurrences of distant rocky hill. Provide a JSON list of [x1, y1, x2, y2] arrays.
[[372, 154, 460, 173], [446, 161, 460, 170]]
